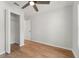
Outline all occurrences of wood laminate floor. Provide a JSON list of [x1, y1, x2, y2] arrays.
[[0, 40, 74, 58]]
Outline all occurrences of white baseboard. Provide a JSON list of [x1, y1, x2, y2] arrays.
[[72, 49, 79, 58], [24, 37, 31, 40], [0, 51, 5, 55], [31, 40, 71, 51], [20, 43, 24, 47]]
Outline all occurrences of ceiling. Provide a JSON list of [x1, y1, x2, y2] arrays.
[[7, 1, 74, 20]]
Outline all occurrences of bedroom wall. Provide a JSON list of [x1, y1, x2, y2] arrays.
[[72, 2, 79, 57], [32, 5, 73, 50], [0, 2, 6, 54]]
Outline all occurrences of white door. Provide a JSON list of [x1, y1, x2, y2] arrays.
[[5, 9, 24, 54]]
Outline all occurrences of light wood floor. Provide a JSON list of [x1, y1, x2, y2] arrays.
[[0, 40, 74, 58]]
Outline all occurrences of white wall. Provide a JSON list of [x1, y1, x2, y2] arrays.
[[32, 5, 73, 50], [0, 1, 24, 54], [0, 2, 6, 54], [73, 2, 79, 57], [11, 13, 20, 44]]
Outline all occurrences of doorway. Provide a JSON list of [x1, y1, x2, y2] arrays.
[[5, 9, 24, 54], [10, 13, 20, 52]]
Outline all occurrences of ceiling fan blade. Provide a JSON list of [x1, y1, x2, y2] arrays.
[[14, 2, 20, 6], [33, 5, 38, 12], [35, 1, 50, 4], [22, 2, 29, 9]]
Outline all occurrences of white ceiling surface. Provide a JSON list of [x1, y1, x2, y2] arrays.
[[7, 1, 74, 20]]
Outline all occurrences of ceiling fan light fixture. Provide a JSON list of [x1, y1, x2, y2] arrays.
[[30, 1, 34, 6]]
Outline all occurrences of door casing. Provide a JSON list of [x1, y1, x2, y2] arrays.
[[5, 9, 24, 54]]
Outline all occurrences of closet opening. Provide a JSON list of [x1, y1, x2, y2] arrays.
[[10, 13, 20, 52]]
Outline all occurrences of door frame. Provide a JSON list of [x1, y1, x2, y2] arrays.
[[5, 9, 24, 54]]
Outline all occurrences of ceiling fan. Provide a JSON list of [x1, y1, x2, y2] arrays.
[[14, 1, 50, 12]]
